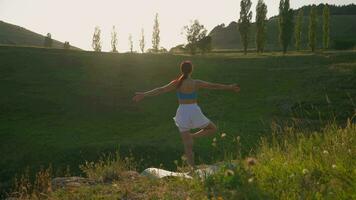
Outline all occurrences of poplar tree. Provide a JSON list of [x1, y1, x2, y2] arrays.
[[92, 26, 102, 52], [294, 10, 303, 50], [323, 4, 330, 49], [238, 0, 252, 55], [139, 28, 145, 53], [111, 26, 118, 53], [279, 0, 294, 54], [129, 34, 133, 53], [308, 6, 317, 52], [152, 13, 160, 53], [255, 0, 267, 53]]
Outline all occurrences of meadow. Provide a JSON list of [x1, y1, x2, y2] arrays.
[[0, 46, 355, 194]]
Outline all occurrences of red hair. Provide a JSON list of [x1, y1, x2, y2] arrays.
[[175, 61, 193, 88]]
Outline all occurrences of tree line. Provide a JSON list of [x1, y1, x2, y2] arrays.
[[91, 13, 163, 53], [237, 0, 330, 54], [42, 1, 332, 54], [90, 13, 212, 54]]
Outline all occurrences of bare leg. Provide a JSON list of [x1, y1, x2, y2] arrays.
[[180, 132, 195, 167], [191, 122, 217, 139]]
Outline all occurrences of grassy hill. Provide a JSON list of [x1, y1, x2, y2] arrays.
[[209, 4, 356, 51], [0, 21, 78, 49], [0, 46, 355, 195]]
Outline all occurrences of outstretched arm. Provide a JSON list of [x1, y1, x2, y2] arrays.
[[196, 80, 240, 92], [133, 80, 177, 102]]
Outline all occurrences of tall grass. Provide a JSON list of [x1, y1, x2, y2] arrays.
[[7, 121, 356, 199]]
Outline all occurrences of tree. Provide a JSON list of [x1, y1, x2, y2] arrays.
[[111, 26, 118, 53], [63, 41, 70, 49], [152, 13, 160, 53], [139, 28, 145, 53], [255, 0, 267, 53], [197, 36, 212, 54], [294, 9, 303, 50], [279, 0, 294, 54], [183, 20, 207, 55], [308, 6, 317, 52], [44, 33, 53, 48], [238, 0, 252, 55], [129, 34, 133, 53], [323, 4, 330, 49], [92, 26, 102, 52]]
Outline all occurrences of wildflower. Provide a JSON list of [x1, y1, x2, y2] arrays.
[[332, 164, 337, 169], [248, 177, 254, 183], [302, 168, 309, 175], [236, 136, 240, 141], [213, 137, 217, 142], [289, 173, 295, 178], [323, 150, 329, 155], [246, 157, 257, 167], [221, 133, 226, 138], [212, 142, 217, 147]]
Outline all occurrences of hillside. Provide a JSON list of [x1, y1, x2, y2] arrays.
[[209, 4, 356, 51], [0, 20, 78, 49], [0, 46, 355, 196]]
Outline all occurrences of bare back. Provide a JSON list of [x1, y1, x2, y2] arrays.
[[177, 78, 198, 104]]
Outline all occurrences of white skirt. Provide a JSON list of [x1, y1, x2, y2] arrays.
[[173, 103, 210, 132]]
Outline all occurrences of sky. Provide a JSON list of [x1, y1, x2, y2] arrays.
[[0, 0, 354, 51]]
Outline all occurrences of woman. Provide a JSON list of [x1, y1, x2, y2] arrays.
[[133, 61, 240, 167]]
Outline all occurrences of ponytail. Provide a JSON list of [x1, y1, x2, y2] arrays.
[[176, 73, 188, 88]]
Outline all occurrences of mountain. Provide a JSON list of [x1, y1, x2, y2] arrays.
[[209, 4, 356, 51], [0, 20, 79, 49]]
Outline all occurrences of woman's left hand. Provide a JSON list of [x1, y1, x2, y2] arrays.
[[229, 84, 241, 93], [133, 92, 145, 102]]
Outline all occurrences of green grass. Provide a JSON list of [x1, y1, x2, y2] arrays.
[[0, 46, 355, 195]]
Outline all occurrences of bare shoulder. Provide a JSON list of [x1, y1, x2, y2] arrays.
[[194, 79, 210, 88]]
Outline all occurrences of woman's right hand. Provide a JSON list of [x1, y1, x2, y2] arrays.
[[229, 84, 240, 93]]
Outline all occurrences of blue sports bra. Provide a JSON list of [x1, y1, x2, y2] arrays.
[[176, 91, 197, 100]]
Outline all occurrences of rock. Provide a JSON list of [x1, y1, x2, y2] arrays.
[[51, 177, 96, 191], [140, 168, 192, 179], [140, 162, 239, 180]]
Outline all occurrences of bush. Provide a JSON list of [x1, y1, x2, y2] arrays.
[[332, 39, 356, 50]]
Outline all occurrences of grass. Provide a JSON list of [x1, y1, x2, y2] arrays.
[[7, 121, 355, 199], [0, 46, 355, 195]]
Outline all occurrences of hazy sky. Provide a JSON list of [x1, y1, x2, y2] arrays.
[[0, 0, 354, 51]]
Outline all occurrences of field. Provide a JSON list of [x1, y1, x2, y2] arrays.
[[0, 46, 355, 193]]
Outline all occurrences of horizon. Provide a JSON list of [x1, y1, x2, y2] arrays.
[[0, 0, 354, 51]]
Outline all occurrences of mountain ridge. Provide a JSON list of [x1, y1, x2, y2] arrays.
[[0, 20, 79, 50]]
